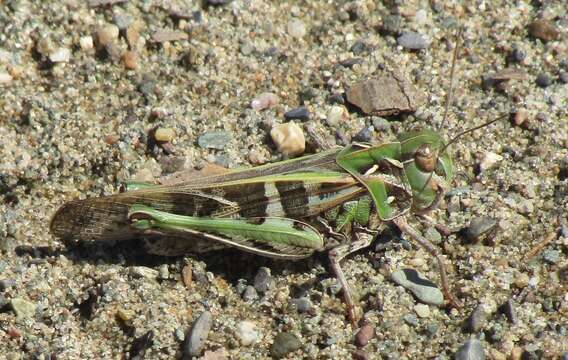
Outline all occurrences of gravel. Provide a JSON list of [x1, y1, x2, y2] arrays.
[[0, 1, 566, 358]]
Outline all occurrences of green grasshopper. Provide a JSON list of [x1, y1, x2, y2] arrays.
[[50, 127, 467, 326], [50, 31, 504, 327]]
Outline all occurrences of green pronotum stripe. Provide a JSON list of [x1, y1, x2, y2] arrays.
[[130, 205, 323, 249]]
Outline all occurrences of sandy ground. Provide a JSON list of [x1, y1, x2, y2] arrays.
[[0, 0, 567, 359]]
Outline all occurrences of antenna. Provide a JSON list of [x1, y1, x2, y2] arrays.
[[439, 114, 509, 155], [438, 27, 463, 133]]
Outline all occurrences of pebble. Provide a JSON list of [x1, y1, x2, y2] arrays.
[[514, 109, 528, 127], [158, 264, 169, 280], [0, 278, 16, 291], [514, 273, 530, 289], [528, 20, 559, 41], [0, 72, 13, 84], [403, 313, 419, 327], [242, 285, 258, 301], [284, 106, 310, 121], [353, 126, 374, 142], [10, 298, 36, 320], [455, 339, 485, 360], [251, 92, 279, 111], [253, 267, 274, 293], [154, 127, 175, 142], [511, 48, 526, 63], [391, 269, 444, 306], [183, 311, 213, 358], [426, 323, 438, 336], [36, 37, 54, 56], [97, 24, 119, 46], [287, 19, 306, 38], [397, 32, 431, 50], [464, 305, 488, 333], [498, 299, 517, 324], [235, 321, 260, 346], [350, 41, 367, 55], [542, 249, 561, 264], [123, 51, 139, 70], [559, 72, 568, 84], [479, 151, 503, 172], [290, 297, 312, 313], [49, 48, 71, 63], [382, 14, 402, 34], [328, 93, 345, 105], [182, 265, 193, 288], [355, 324, 374, 347], [270, 123, 305, 156], [414, 304, 430, 318], [130, 266, 159, 279], [197, 131, 232, 150], [424, 227, 442, 245], [113, 13, 133, 30], [465, 217, 497, 242], [270, 332, 302, 358], [371, 117, 391, 132], [346, 74, 425, 115], [535, 73, 552, 88], [326, 105, 349, 126], [152, 29, 189, 43]]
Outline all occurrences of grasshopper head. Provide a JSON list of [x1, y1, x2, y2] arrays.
[[398, 129, 453, 211]]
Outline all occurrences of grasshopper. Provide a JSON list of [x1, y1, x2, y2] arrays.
[[49, 32, 504, 327], [49, 128, 468, 327]]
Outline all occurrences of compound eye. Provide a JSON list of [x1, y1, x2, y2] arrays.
[[415, 144, 437, 172]]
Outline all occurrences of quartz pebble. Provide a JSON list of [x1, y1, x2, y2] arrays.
[[79, 36, 94, 50], [235, 321, 260, 346], [326, 105, 349, 126], [479, 151, 503, 172], [0, 72, 13, 84], [287, 19, 306, 38], [49, 48, 71, 63], [10, 298, 36, 320], [270, 123, 305, 156], [455, 339, 485, 360], [414, 304, 430, 318], [397, 31, 431, 50], [251, 92, 279, 111]]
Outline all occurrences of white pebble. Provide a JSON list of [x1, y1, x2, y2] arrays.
[[270, 123, 305, 156], [327, 105, 349, 126], [287, 19, 306, 38], [479, 151, 503, 172], [49, 47, 71, 63], [251, 92, 279, 111], [235, 321, 260, 346], [0, 72, 13, 84], [79, 36, 94, 50], [414, 303, 431, 318]]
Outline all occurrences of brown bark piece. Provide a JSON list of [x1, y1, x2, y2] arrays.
[[346, 70, 426, 116]]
